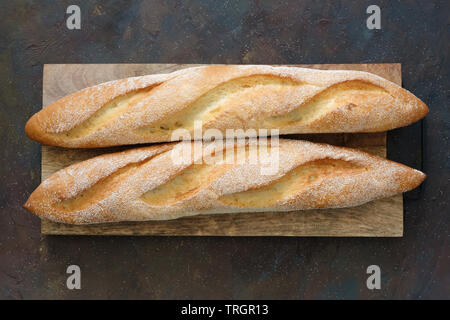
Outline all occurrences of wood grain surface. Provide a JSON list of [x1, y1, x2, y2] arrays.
[[40, 63, 403, 236]]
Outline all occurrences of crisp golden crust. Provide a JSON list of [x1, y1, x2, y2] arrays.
[[24, 139, 426, 224], [26, 65, 428, 148]]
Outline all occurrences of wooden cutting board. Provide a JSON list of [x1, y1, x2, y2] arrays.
[[40, 63, 403, 236]]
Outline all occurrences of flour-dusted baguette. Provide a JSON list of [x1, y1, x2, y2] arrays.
[[25, 65, 428, 148], [24, 139, 425, 224]]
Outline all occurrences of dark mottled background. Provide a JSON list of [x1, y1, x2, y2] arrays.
[[0, 0, 448, 299]]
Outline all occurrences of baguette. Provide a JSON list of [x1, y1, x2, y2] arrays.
[[26, 65, 428, 148], [24, 139, 425, 224]]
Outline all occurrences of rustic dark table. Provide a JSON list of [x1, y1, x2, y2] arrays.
[[0, 0, 448, 299]]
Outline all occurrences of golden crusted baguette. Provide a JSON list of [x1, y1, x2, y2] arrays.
[[26, 65, 428, 148], [24, 139, 425, 224]]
